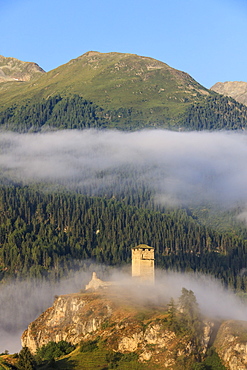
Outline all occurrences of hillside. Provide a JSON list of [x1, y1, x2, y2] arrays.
[[21, 287, 210, 369], [1, 185, 247, 290], [211, 81, 247, 106]]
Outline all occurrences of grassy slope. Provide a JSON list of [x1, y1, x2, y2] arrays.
[[53, 346, 160, 370], [0, 355, 18, 369], [0, 51, 212, 126]]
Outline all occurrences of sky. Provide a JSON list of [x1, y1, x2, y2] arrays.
[[1, 0, 247, 88]]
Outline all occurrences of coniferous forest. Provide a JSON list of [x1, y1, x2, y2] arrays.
[[0, 95, 107, 132], [183, 95, 247, 130], [2, 93, 247, 132], [1, 184, 247, 292]]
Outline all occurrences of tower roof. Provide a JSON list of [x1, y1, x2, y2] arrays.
[[132, 244, 154, 250]]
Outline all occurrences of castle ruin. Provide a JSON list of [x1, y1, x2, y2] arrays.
[[85, 272, 114, 291], [85, 244, 155, 290]]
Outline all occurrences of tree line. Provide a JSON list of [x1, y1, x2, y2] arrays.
[[1, 93, 247, 132]]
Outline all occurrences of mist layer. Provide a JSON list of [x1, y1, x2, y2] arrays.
[[1, 129, 247, 207]]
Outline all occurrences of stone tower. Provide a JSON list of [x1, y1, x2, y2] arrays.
[[131, 244, 155, 283]]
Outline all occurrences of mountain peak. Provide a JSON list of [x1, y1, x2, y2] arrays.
[[0, 55, 45, 82], [211, 80, 247, 106], [83, 50, 101, 57]]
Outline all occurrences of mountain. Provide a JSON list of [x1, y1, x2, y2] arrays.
[[0, 55, 45, 83], [211, 81, 247, 106], [0, 51, 212, 130], [1, 51, 247, 131], [0, 51, 209, 110]]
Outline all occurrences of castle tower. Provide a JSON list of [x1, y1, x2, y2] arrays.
[[131, 244, 155, 283]]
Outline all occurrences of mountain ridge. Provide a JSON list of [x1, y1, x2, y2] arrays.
[[0, 55, 45, 83], [211, 81, 247, 106]]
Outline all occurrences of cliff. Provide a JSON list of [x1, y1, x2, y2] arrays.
[[22, 288, 217, 369], [21, 286, 247, 369], [214, 320, 247, 370]]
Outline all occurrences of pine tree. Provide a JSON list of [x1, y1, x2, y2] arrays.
[[17, 346, 35, 370]]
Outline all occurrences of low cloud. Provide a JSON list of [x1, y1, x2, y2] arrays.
[[0, 266, 94, 353], [1, 129, 247, 208], [109, 269, 247, 321]]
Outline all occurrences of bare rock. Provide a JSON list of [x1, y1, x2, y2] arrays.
[[214, 320, 247, 370], [211, 81, 247, 106], [0, 55, 45, 82]]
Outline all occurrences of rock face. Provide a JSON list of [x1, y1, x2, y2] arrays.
[[22, 293, 113, 353], [214, 320, 247, 370], [21, 289, 213, 367], [21, 289, 247, 369], [211, 81, 247, 106], [0, 55, 45, 82]]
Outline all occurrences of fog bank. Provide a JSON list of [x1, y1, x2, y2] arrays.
[[1, 129, 247, 207]]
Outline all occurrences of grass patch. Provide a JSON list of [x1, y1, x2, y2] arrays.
[[43, 341, 161, 370]]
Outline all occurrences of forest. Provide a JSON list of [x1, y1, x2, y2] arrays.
[[0, 95, 107, 132], [1, 93, 247, 132], [1, 184, 247, 291], [183, 95, 247, 130]]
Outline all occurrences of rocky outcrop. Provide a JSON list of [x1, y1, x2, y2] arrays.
[[0, 55, 45, 82], [21, 292, 114, 353], [211, 81, 247, 106], [214, 320, 247, 370], [21, 288, 247, 369], [116, 322, 194, 367], [21, 289, 214, 368]]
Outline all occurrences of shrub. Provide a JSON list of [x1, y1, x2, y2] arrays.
[[17, 347, 36, 370], [36, 340, 75, 362], [80, 339, 98, 353]]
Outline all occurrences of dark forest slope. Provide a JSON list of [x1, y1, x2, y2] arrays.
[[1, 185, 247, 291]]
